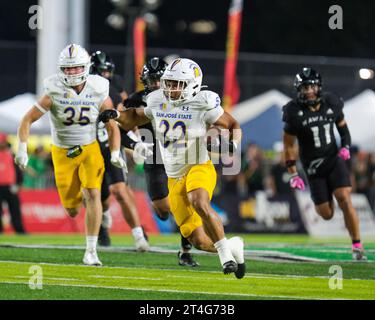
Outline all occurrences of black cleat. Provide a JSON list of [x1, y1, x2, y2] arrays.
[[223, 260, 238, 275], [178, 251, 199, 267], [98, 225, 111, 247], [141, 226, 149, 242], [235, 263, 246, 279]]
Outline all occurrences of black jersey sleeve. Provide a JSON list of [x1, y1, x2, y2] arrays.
[[323, 92, 345, 123], [120, 128, 137, 149], [123, 91, 147, 109], [282, 101, 300, 135], [109, 85, 122, 109], [111, 74, 126, 93]]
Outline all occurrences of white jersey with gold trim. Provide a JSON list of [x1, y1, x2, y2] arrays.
[[145, 89, 224, 178], [43, 74, 109, 147]]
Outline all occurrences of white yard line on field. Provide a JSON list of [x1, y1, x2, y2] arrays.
[[0, 280, 337, 300]]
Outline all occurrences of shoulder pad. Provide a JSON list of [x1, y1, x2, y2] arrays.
[[322, 92, 344, 110], [87, 75, 109, 94], [124, 91, 146, 108], [43, 74, 64, 95], [146, 88, 164, 106], [194, 90, 221, 110], [282, 100, 300, 122]]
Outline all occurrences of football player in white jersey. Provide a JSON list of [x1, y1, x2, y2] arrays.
[[99, 58, 246, 278], [15, 44, 126, 266]]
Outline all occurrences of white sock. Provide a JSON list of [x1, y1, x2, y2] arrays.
[[214, 237, 235, 266], [132, 227, 144, 240], [86, 236, 98, 251], [228, 237, 244, 264]]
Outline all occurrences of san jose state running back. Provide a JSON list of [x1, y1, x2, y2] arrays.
[[98, 58, 246, 278]]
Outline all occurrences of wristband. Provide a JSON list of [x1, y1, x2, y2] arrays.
[[285, 159, 296, 168]]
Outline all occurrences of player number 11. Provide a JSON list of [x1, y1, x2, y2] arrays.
[[311, 123, 331, 148]]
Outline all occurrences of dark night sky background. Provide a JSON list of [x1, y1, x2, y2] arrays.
[[1, 0, 375, 58]]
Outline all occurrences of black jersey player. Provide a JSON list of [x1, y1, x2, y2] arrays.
[[124, 57, 199, 267], [91, 51, 150, 251], [282, 67, 366, 260]]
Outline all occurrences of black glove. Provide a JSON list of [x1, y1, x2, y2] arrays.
[[98, 109, 119, 123]]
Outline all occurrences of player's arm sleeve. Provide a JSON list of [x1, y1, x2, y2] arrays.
[[143, 95, 155, 120], [336, 97, 345, 123], [98, 79, 110, 107], [120, 129, 138, 149], [203, 93, 225, 124], [282, 105, 298, 135], [109, 86, 122, 109]]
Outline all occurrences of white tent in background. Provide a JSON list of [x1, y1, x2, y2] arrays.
[[231, 90, 291, 149], [344, 89, 375, 152], [0, 93, 51, 134]]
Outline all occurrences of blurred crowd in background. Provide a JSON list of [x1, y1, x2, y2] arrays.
[[2, 131, 375, 217]]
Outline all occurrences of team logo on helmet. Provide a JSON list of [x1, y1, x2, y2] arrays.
[[193, 66, 200, 78], [68, 44, 75, 58], [170, 59, 181, 70]]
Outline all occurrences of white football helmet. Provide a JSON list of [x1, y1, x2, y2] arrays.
[[161, 58, 203, 103], [58, 44, 91, 87]]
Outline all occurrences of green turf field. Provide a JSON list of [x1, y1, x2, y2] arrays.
[[0, 233, 374, 300]]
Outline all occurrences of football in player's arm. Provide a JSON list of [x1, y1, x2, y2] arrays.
[[282, 67, 366, 260]]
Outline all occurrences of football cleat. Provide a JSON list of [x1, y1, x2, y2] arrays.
[[98, 225, 111, 247], [135, 237, 150, 252], [83, 249, 102, 266], [228, 236, 246, 279], [178, 251, 199, 267], [223, 260, 238, 275], [352, 247, 367, 261]]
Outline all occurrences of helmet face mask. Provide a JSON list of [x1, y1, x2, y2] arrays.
[[161, 58, 203, 103], [294, 68, 322, 107], [58, 44, 91, 87], [161, 79, 189, 101]]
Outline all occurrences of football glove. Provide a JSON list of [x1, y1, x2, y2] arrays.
[[133, 141, 154, 160], [338, 147, 350, 161], [98, 109, 120, 123], [110, 150, 128, 172], [290, 174, 305, 191], [15, 142, 28, 170]]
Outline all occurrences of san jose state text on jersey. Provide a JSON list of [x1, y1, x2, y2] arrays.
[[144, 89, 224, 178]]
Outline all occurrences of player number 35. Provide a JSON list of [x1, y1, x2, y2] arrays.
[[63, 107, 91, 126]]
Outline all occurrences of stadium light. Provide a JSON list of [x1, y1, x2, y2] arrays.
[[189, 20, 217, 34], [141, 0, 162, 11], [359, 68, 374, 80], [110, 0, 130, 11], [143, 12, 159, 32], [106, 13, 126, 30]]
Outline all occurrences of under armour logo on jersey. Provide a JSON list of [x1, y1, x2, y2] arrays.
[[298, 111, 304, 116], [86, 94, 93, 99], [327, 108, 334, 115], [181, 105, 190, 111]]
